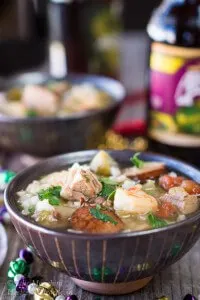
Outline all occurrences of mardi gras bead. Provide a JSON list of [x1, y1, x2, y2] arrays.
[[28, 282, 38, 295], [55, 295, 65, 300], [66, 296, 78, 300], [14, 274, 24, 285], [34, 282, 58, 300], [183, 294, 197, 300], [16, 277, 31, 293], [19, 249, 34, 264], [8, 258, 30, 279], [0, 170, 16, 190]]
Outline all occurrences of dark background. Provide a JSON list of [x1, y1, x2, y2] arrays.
[[0, 0, 161, 75]]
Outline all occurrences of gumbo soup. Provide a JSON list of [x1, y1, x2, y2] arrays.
[[0, 82, 111, 118], [17, 151, 200, 234]]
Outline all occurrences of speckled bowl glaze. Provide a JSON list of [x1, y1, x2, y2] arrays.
[[5, 150, 200, 295], [0, 73, 125, 157]]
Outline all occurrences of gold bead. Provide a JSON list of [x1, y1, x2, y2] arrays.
[[34, 282, 58, 300]]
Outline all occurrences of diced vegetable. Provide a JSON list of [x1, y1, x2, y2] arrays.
[[90, 151, 118, 176]]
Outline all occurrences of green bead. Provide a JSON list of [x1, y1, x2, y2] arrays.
[[8, 259, 30, 279], [5, 171, 16, 183]]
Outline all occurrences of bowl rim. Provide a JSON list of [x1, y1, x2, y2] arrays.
[[0, 72, 126, 123], [4, 149, 200, 240]]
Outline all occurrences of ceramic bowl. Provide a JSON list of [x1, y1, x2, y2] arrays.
[[5, 150, 200, 295], [0, 73, 125, 157]]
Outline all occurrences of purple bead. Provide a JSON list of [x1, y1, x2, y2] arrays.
[[183, 294, 197, 300], [16, 277, 30, 293], [19, 249, 34, 264], [66, 296, 78, 300], [0, 206, 7, 216]]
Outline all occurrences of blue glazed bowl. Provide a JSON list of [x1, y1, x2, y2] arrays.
[[5, 150, 200, 295], [0, 73, 125, 157]]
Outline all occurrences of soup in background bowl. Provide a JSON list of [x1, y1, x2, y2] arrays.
[[5, 150, 200, 295], [0, 73, 125, 156]]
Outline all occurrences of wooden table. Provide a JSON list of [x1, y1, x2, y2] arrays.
[[0, 154, 200, 300]]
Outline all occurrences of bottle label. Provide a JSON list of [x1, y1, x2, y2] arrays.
[[149, 42, 200, 147]]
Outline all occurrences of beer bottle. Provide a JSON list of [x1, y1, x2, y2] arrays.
[[147, 0, 200, 165]]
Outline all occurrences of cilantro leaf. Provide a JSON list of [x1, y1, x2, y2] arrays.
[[107, 190, 116, 201], [99, 183, 116, 199], [100, 177, 118, 185], [99, 177, 118, 199], [38, 186, 61, 206], [27, 110, 38, 117], [28, 206, 35, 215], [148, 213, 168, 229], [90, 208, 118, 225], [130, 152, 144, 168]]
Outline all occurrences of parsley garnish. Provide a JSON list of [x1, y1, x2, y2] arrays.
[[38, 186, 61, 206], [148, 213, 168, 229], [130, 152, 144, 168], [28, 206, 35, 215], [100, 177, 118, 185], [90, 207, 118, 225], [27, 110, 38, 117], [99, 177, 118, 199], [107, 190, 116, 201]]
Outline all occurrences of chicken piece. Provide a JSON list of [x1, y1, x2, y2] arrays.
[[123, 162, 165, 180], [160, 187, 199, 214], [114, 185, 158, 214], [71, 206, 124, 233], [90, 150, 119, 176], [159, 175, 184, 191], [61, 164, 102, 202], [22, 85, 59, 116]]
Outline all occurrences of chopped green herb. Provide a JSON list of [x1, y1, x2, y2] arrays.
[[38, 186, 61, 206], [99, 183, 116, 199], [107, 190, 116, 201], [27, 110, 38, 117], [90, 208, 117, 225], [130, 152, 144, 168], [100, 177, 118, 185], [148, 213, 168, 229], [96, 204, 102, 210], [28, 206, 35, 215], [99, 177, 118, 199]]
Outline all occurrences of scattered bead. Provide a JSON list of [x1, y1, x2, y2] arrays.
[[66, 296, 78, 300], [8, 259, 30, 279], [28, 282, 38, 295], [2, 212, 10, 224], [16, 277, 30, 293], [183, 294, 197, 300], [14, 274, 24, 285], [19, 249, 34, 264], [34, 282, 58, 300], [55, 295, 65, 300]]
